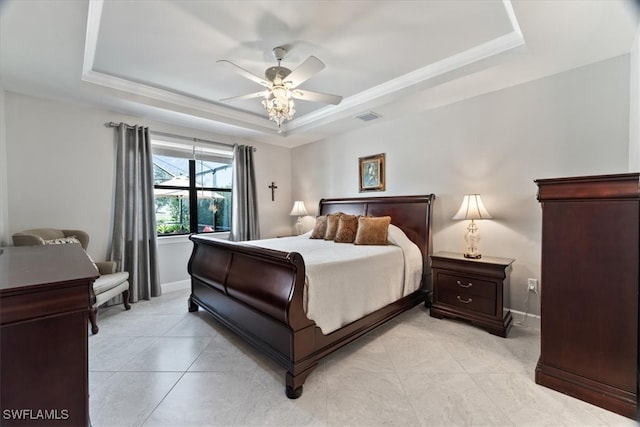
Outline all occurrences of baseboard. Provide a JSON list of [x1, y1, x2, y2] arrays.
[[161, 279, 190, 294], [510, 308, 541, 329], [536, 361, 637, 419]]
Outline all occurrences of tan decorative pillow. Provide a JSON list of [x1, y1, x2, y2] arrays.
[[354, 216, 391, 245], [324, 213, 342, 240], [334, 214, 359, 243], [310, 215, 328, 239]]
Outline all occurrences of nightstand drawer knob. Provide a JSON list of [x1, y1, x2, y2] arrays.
[[457, 296, 473, 304], [456, 280, 473, 288]]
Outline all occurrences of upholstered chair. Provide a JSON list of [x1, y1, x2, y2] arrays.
[[12, 228, 130, 334]]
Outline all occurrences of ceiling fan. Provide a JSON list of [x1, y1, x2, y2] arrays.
[[217, 47, 342, 132]]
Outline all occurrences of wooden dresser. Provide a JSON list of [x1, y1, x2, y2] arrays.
[[535, 173, 639, 420], [0, 244, 98, 426]]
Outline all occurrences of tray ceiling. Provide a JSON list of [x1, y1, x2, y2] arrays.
[[1, 0, 637, 146]]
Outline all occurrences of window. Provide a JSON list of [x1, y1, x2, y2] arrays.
[[152, 141, 232, 236]]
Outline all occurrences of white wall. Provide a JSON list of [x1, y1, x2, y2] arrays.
[[5, 93, 116, 259], [4, 92, 292, 286], [4, 54, 632, 305], [0, 88, 9, 247], [630, 23, 640, 171], [291, 55, 631, 316]]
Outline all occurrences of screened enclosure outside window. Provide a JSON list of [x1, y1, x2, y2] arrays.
[[152, 143, 232, 236]]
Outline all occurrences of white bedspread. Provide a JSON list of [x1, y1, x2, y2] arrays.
[[245, 225, 423, 334]]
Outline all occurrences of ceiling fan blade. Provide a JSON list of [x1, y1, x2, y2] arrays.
[[291, 89, 342, 105], [220, 91, 267, 102], [285, 56, 325, 89], [217, 60, 270, 87]]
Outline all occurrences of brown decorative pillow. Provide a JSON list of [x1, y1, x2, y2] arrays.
[[310, 215, 328, 239], [324, 213, 342, 240], [354, 216, 391, 245], [334, 214, 359, 243]]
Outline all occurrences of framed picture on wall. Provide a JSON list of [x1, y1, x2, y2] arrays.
[[359, 153, 385, 192]]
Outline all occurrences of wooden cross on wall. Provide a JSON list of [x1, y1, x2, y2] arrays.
[[268, 182, 277, 202]]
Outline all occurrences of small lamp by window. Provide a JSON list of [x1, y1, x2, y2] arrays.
[[289, 201, 308, 235], [452, 194, 492, 259]]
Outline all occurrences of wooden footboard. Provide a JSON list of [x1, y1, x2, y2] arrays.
[[188, 236, 326, 397], [188, 194, 434, 398]]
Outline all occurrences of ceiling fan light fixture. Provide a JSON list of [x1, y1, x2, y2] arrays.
[[262, 90, 295, 133], [220, 46, 340, 133], [271, 85, 290, 100]]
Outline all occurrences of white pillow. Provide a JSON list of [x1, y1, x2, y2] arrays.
[[44, 236, 81, 245], [387, 224, 411, 247]]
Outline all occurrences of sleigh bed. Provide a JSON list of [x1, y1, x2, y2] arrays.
[[187, 194, 434, 398]]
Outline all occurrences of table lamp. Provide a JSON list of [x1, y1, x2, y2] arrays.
[[289, 201, 308, 235], [452, 194, 492, 259]]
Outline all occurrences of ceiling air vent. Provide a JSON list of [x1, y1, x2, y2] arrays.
[[354, 111, 381, 122]]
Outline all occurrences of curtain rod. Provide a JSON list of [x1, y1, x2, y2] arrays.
[[105, 122, 256, 151]]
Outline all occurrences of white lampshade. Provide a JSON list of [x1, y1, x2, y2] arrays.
[[289, 201, 308, 217], [452, 194, 492, 220]]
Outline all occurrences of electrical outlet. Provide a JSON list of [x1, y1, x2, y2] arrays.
[[527, 278, 539, 293]]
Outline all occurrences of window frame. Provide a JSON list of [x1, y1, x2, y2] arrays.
[[152, 141, 233, 237]]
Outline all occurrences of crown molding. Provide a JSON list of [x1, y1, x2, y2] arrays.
[[287, 0, 524, 132]]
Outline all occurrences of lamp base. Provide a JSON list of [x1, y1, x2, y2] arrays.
[[463, 220, 482, 259]]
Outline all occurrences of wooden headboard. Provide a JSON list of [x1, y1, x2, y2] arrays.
[[319, 194, 435, 269]]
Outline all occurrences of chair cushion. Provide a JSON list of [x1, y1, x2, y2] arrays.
[[93, 272, 129, 294]]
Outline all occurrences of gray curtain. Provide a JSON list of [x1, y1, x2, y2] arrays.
[[110, 123, 161, 302], [230, 144, 260, 241]]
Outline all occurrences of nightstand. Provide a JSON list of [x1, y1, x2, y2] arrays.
[[430, 251, 514, 337]]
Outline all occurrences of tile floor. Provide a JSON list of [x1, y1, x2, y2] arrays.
[[89, 289, 636, 427]]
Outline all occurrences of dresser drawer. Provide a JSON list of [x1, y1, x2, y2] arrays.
[[437, 273, 497, 299], [438, 288, 496, 316]]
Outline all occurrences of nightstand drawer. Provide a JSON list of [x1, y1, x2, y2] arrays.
[[437, 273, 497, 299], [438, 288, 496, 316]]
